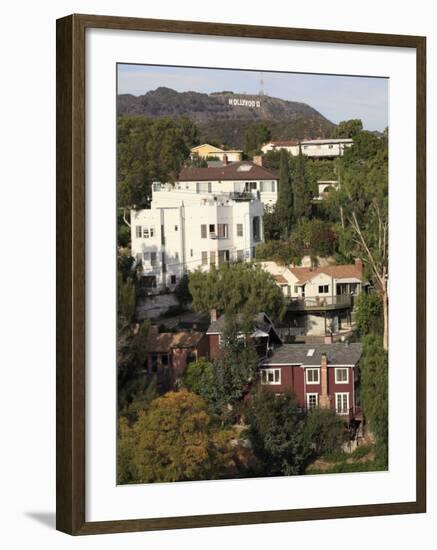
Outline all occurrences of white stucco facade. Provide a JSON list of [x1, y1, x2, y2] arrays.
[[151, 178, 277, 208], [262, 138, 353, 158], [131, 191, 264, 291]]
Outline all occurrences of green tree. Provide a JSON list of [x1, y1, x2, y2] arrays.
[[276, 149, 294, 238], [130, 390, 233, 483], [354, 292, 383, 337], [182, 358, 215, 396], [262, 204, 282, 240], [330, 133, 388, 348], [293, 218, 338, 257], [302, 408, 347, 457], [245, 388, 307, 476], [117, 271, 136, 325], [255, 239, 302, 266], [292, 145, 312, 220], [332, 119, 363, 138], [244, 122, 271, 157], [360, 335, 388, 467], [174, 273, 192, 306], [117, 116, 194, 208], [188, 262, 286, 320]]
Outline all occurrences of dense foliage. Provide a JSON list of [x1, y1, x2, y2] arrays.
[[118, 391, 234, 483], [188, 262, 286, 321]]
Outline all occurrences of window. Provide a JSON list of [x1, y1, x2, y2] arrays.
[[253, 216, 261, 242], [318, 285, 329, 294], [201, 251, 208, 266], [306, 368, 320, 384], [306, 349, 315, 357], [150, 252, 157, 267], [135, 226, 142, 238], [271, 181, 276, 193], [175, 252, 179, 261], [294, 285, 299, 294], [336, 392, 349, 414], [335, 368, 349, 384], [161, 354, 169, 366], [209, 224, 216, 234], [237, 249, 244, 261], [143, 252, 150, 261], [260, 368, 281, 385], [150, 227, 155, 238], [328, 144, 334, 149], [201, 224, 207, 239], [174, 225, 178, 231], [236, 223, 243, 237], [217, 223, 228, 239], [245, 181, 257, 192], [170, 275, 177, 285], [210, 251, 216, 265], [135, 253, 143, 264], [307, 393, 318, 409]]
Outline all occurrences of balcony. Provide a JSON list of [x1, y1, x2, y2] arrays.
[[288, 294, 353, 312]]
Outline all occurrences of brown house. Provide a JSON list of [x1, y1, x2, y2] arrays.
[[146, 326, 209, 383], [259, 342, 363, 420]]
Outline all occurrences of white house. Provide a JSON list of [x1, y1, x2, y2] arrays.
[[151, 160, 279, 208], [261, 138, 353, 158], [315, 180, 340, 200], [260, 260, 364, 336], [131, 190, 264, 291]]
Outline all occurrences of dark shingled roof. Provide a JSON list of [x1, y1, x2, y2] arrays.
[[147, 331, 205, 353], [207, 312, 273, 335], [261, 343, 363, 366], [177, 161, 278, 182]]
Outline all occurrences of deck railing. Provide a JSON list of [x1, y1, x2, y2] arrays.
[[288, 294, 353, 311]]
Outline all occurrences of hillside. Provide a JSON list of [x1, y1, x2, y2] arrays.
[[117, 87, 335, 149]]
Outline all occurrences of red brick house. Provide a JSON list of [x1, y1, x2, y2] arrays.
[[146, 326, 209, 382], [259, 342, 363, 419]]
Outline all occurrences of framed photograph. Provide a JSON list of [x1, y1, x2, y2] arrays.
[[56, 14, 426, 535]]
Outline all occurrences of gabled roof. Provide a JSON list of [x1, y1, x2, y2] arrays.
[[191, 143, 224, 153], [177, 161, 278, 182], [147, 330, 205, 353], [207, 312, 276, 336], [289, 263, 363, 284], [261, 343, 363, 366]]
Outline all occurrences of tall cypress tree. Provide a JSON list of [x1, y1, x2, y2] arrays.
[[293, 144, 311, 220], [277, 149, 293, 238]]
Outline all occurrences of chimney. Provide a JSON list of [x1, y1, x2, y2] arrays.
[[252, 155, 263, 167], [222, 154, 228, 165], [355, 258, 363, 275], [319, 352, 330, 409], [210, 308, 218, 322]]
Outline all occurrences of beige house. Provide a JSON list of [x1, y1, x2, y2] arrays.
[[190, 143, 243, 162], [261, 259, 364, 336]]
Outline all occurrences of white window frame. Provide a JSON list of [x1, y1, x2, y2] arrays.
[[260, 368, 281, 385], [306, 392, 318, 409], [236, 223, 243, 237], [143, 227, 149, 239], [335, 367, 349, 384], [318, 284, 329, 294], [135, 225, 142, 238], [335, 392, 349, 414], [306, 367, 320, 384]]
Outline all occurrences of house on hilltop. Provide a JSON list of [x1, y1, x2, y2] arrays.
[[261, 259, 365, 337], [190, 143, 243, 162], [206, 310, 282, 361], [146, 326, 209, 383]]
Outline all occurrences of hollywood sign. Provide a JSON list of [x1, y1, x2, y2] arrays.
[[228, 97, 261, 108]]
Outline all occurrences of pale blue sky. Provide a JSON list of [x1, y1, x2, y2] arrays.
[[118, 64, 388, 132]]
